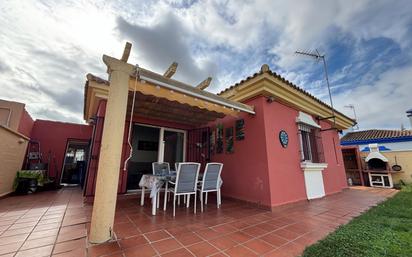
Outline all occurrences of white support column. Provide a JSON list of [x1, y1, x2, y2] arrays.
[[158, 127, 165, 162], [89, 55, 135, 243]]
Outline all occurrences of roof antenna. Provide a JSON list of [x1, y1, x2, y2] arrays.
[[295, 49, 336, 128], [344, 104, 359, 130]]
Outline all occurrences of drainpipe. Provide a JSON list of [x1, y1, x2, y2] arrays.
[[0, 107, 12, 127], [89, 55, 135, 243]]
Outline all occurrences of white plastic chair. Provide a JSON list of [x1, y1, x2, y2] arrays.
[[163, 162, 200, 216], [198, 163, 223, 212], [152, 162, 170, 208]]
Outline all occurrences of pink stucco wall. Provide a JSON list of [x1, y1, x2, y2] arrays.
[[30, 119, 93, 182], [262, 100, 347, 207], [210, 96, 348, 208], [210, 97, 272, 207], [17, 109, 34, 137]]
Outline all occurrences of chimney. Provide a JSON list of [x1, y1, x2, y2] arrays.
[[407, 108, 412, 128]]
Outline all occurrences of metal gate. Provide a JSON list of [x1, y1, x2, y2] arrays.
[[187, 127, 210, 169]]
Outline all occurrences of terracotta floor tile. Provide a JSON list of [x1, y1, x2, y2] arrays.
[[21, 235, 56, 250], [0, 227, 33, 237], [29, 228, 59, 240], [272, 229, 301, 241], [174, 231, 203, 246], [38, 217, 62, 226], [118, 235, 148, 249], [210, 253, 227, 257], [260, 233, 289, 247], [56, 227, 86, 243], [187, 241, 219, 257], [53, 238, 86, 254], [225, 245, 258, 257], [195, 228, 221, 240], [165, 226, 191, 236], [15, 244, 53, 257], [161, 247, 194, 257], [144, 229, 171, 242], [151, 238, 182, 254], [88, 241, 121, 257], [0, 242, 22, 255], [243, 238, 274, 255], [227, 231, 253, 244], [0, 185, 395, 257], [114, 224, 140, 239], [8, 221, 37, 230], [0, 234, 28, 246], [0, 253, 15, 257], [211, 223, 238, 234], [242, 225, 268, 237], [208, 236, 238, 251], [52, 247, 86, 257], [15, 217, 40, 224], [267, 242, 305, 257], [123, 244, 157, 257], [33, 222, 61, 232]]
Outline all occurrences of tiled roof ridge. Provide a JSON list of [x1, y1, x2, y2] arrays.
[[341, 129, 412, 142]]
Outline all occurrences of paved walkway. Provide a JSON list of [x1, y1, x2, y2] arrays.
[[0, 187, 397, 257]]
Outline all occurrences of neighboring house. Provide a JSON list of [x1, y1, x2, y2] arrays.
[[0, 99, 33, 196], [341, 129, 412, 188], [83, 60, 354, 209], [0, 99, 93, 195]]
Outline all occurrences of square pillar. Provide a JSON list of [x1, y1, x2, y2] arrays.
[[89, 55, 134, 243]]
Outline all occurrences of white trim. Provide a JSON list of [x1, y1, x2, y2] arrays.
[[368, 172, 393, 188], [296, 111, 321, 128], [301, 162, 328, 200], [139, 74, 255, 114], [365, 152, 388, 162]]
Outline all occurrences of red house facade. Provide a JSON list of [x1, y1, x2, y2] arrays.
[[83, 62, 354, 209]]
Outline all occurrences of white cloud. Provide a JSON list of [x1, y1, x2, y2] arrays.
[[0, 0, 411, 129], [334, 65, 412, 129]]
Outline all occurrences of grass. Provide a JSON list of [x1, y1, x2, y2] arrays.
[[302, 185, 412, 257]]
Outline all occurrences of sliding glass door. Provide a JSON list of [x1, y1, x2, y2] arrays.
[[127, 124, 186, 191], [163, 130, 185, 171]]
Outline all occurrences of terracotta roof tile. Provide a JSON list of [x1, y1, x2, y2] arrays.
[[341, 129, 412, 142], [218, 67, 352, 121]]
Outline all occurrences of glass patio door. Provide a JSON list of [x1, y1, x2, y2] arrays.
[[162, 130, 185, 171]]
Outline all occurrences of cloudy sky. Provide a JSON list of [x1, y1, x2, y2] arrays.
[[0, 0, 411, 129]]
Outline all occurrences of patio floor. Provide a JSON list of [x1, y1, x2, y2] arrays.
[[0, 186, 397, 257]]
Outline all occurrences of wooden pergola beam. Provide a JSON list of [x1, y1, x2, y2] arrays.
[[120, 42, 132, 62], [163, 62, 178, 78], [196, 77, 212, 90]]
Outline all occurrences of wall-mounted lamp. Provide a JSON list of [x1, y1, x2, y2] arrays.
[[266, 96, 275, 103]]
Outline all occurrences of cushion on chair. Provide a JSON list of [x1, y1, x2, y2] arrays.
[[176, 163, 199, 193], [203, 163, 222, 190]]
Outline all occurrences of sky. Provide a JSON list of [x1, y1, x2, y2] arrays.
[[0, 0, 411, 130]]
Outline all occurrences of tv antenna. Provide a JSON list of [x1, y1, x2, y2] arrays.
[[295, 49, 336, 128], [344, 104, 359, 130]]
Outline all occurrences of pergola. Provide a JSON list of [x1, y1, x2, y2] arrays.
[[87, 43, 254, 243]]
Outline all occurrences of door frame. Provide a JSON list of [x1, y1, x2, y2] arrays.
[[135, 123, 187, 163], [126, 123, 187, 193], [60, 139, 90, 186]]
